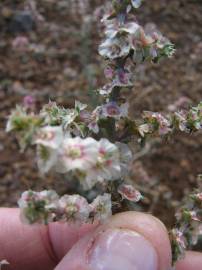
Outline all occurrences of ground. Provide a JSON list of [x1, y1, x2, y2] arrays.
[[0, 0, 202, 231]]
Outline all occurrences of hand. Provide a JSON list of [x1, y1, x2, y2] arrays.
[[0, 208, 201, 270]]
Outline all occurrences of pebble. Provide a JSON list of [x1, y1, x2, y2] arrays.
[[9, 11, 35, 33]]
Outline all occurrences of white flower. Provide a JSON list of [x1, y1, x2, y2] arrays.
[[90, 193, 112, 222], [104, 20, 140, 38], [85, 139, 121, 188], [99, 36, 131, 59], [98, 82, 115, 96], [57, 137, 98, 173], [59, 194, 91, 223], [121, 22, 140, 35], [34, 126, 63, 149]]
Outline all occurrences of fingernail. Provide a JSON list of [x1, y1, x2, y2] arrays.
[[89, 229, 158, 270]]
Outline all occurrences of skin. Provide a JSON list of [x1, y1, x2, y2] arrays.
[[0, 208, 201, 270]]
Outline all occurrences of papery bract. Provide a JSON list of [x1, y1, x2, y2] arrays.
[[118, 184, 142, 202], [59, 194, 91, 223], [57, 137, 98, 172], [100, 102, 129, 119], [85, 138, 121, 188], [116, 142, 133, 177], [34, 126, 63, 149], [90, 193, 112, 222]]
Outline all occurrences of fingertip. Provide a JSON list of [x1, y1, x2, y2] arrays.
[[0, 208, 55, 270], [48, 221, 98, 260], [103, 211, 172, 270], [55, 211, 172, 270], [176, 251, 202, 270]]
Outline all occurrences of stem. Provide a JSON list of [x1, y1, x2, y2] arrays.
[[109, 86, 121, 102]]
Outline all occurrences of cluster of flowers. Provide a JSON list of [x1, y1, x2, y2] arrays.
[[18, 190, 112, 224], [98, 0, 175, 96], [6, 103, 133, 190], [173, 102, 202, 132], [18, 185, 142, 225], [170, 175, 202, 263], [138, 102, 202, 137], [7, 99, 128, 136], [7, 98, 202, 156], [36, 134, 127, 190]]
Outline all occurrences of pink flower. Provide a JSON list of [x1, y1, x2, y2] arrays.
[[23, 95, 35, 107], [104, 67, 114, 79], [116, 68, 132, 85], [118, 184, 142, 202]]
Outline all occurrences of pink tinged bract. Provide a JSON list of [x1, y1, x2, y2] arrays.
[[59, 194, 91, 223], [118, 184, 142, 202]]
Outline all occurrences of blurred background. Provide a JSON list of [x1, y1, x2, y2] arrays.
[[0, 0, 202, 228]]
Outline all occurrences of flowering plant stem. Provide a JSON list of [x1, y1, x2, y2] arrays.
[[6, 0, 202, 265]]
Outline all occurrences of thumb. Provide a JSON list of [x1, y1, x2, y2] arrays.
[[55, 211, 172, 270]]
